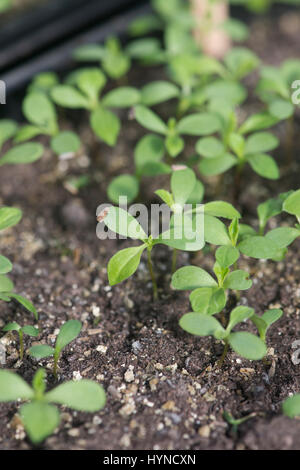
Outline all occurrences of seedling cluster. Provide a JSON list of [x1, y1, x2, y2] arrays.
[[1, 0, 300, 447]]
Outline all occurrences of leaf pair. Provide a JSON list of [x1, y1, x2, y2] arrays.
[[0, 369, 106, 444]]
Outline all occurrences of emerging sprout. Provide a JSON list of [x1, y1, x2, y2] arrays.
[[2, 322, 39, 360], [0, 368, 106, 444]]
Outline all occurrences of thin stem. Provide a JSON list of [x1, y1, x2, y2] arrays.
[[53, 350, 59, 378], [19, 330, 24, 361], [218, 341, 229, 368], [147, 248, 158, 300], [172, 248, 178, 274]]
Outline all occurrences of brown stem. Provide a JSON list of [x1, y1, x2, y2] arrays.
[[19, 331, 24, 361], [218, 341, 229, 368], [147, 249, 158, 300]]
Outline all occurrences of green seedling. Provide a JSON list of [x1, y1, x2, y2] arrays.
[[15, 91, 80, 157], [73, 36, 131, 80], [0, 119, 18, 151], [256, 59, 300, 164], [0, 206, 38, 319], [172, 244, 252, 317], [283, 189, 300, 225], [196, 106, 280, 198], [223, 410, 256, 435], [97, 204, 205, 300], [179, 306, 268, 365], [282, 394, 300, 419], [134, 104, 222, 158], [155, 166, 204, 272], [27, 72, 59, 94], [2, 322, 39, 360], [0, 368, 106, 444], [29, 320, 82, 377]]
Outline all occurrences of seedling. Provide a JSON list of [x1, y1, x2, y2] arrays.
[[97, 204, 205, 299], [283, 189, 300, 225], [282, 394, 300, 418], [0, 119, 18, 151], [179, 306, 268, 365], [256, 59, 300, 164], [0, 206, 38, 319], [15, 91, 80, 157], [0, 368, 106, 444], [2, 322, 39, 360], [223, 410, 256, 435], [73, 36, 131, 80], [134, 104, 222, 158], [196, 106, 280, 198], [172, 245, 252, 317], [29, 320, 82, 377]]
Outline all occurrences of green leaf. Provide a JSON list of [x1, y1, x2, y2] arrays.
[[224, 270, 252, 290], [23, 92, 57, 134], [190, 287, 226, 315], [252, 308, 283, 341], [76, 68, 106, 104], [50, 131, 81, 155], [0, 120, 18, 149], [14, 125, 43, 143], [128, 14, 162, 36], [134, 134, 165, 174], [29, 345, 55, 359], [229, 133, 245, 159], [228, 332, 267, 360], [224, 47, 259, 80], [239, 112, 278, 135], [141, 81, 179, 106], [269, 99, 294, 120], [179, 313, 225, 338], [265, 227, 300, 249], [102, 87, 141, 108], [155, 189, 174, 207], [0, 255, 12, 274], [107, 245, 146, 286], [245, 132, 279, 155], [204, 215, 231, 246], [3, 322, 20, 332], [56, 320, 82, 352], [171, 168, 196, 207], [8, 293, 38, 320], [204, 201, 241, 220], [51, 85, 90, 109], [226, 306, 254, 333], [157, 222, 205, 252], [102, 206, 147, 240], [0, 143, 44, 166], [165, 134, 184, 157], [247, 154, 279, 180], [0, 370, 34, 401], [186, 180, 205, 205], [90, 107, 120, 146], [21, 402, 60, 444], [257, 192, 291, 230], [283, 189, 300, 220], [125, 38, 162, 59], [282, 394, 300, 418], [107, 174, 139, 204], [199, 153, 237, 176], [239, 235, 279, 259], [222, 18, 249, 42], [196, 137, 225, 159], [177, 112, 221, 136], [205, 80, 247, 106], [134, 105, 167, 134], [0, 274, 14, 292], [46, 380, 106, 412], [22, 325, 39, 337], [171, 266, 217, 291], [73, 44, 105, 61], [216, 246, 240, 269]]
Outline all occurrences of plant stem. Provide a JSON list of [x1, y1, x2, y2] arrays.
[[172, 248, 178, 274], [53, 350, 59, 378], [19, 330, 24, 361], [218, 340, 229, 368], [233, 161, 244, 204], [285, 114, 294, 167], [147, 248, 158, 300]]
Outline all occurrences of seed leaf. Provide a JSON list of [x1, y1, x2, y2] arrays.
[[216, 246, 240, 269], [228, 332, 267, 360], [223, 270, 252, 290], [107, 245, 146, 286], [172, 266, 217, 290], [0, 255, 12, 274], [45, 380, 106, 412], [190, 287, 226, 315], [51, 85, 90, 109], [135, 105, 167, 134], [0, 370, 34, 401], [141, 81, 179, 106], [29, 345, 55, 359], [0, 143, 44, 166], [8, 293, 38, 320], [226, 306, 254, 333], [103, 206, 147, 240], [196, 136, 225, 159], [20, 402, 60, 444], [108, 175, 139, 204], [56, 320, 82, 352], [204, 215, 231, 246], [247, 154, 279, 180], [265, 227, 300, 249], [239, 235, 279, 259], [50, 131, 80, 155], [90, 107, 121, 146], [171, 168, 196, 207], [102, 87, 141, 108], [199, 153, 237, 176], [204, 201, 241, 220], [177, 113, 221, 136], [245, 132, 279, 155], [0, 274, 14, 293], [282, 395, 300, 418], [283, 189, 300, 219], [180, 312, 225, 337], [23, 92, 57, 134]]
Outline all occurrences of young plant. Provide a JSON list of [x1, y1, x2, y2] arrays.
[[97, 203, 205, 300], [179, 306, 268, 365], [29, 320, 82, 377], [2, 322, 39, 360], [283, 189, 300, 226], [134, 104, 222, 159], [0, 206, 38, 319], [0, 368, 106, 444], [223, 410, 256, 435], [73, 36, 131, 80], [15, 91, 80, 157], [256, 59, 300, 164]]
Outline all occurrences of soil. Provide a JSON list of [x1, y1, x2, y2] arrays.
[[0, 7, 300, 451]]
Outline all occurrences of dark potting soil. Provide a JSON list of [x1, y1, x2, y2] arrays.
[[0, 9, 300, 450]]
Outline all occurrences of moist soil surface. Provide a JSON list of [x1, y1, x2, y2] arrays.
[[0, 8, 300, 450]]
